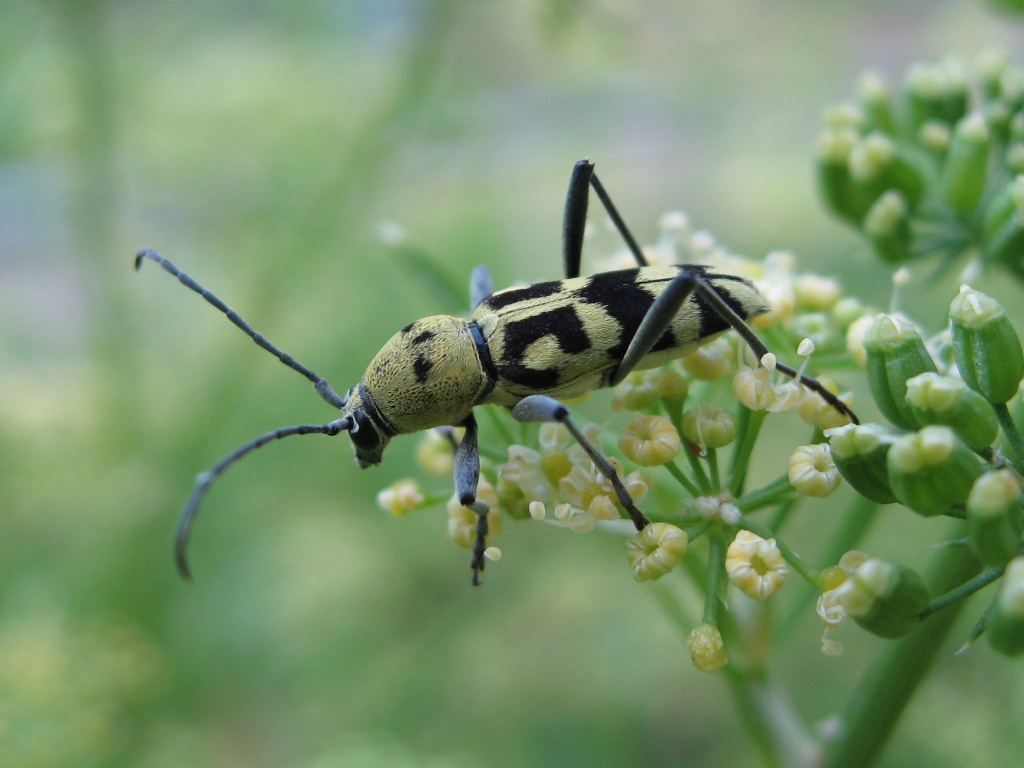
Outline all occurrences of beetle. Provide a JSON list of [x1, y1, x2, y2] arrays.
[[137, 160, 858, 585]]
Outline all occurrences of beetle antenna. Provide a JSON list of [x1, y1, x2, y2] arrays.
[[135, 248, 347, 410], [175, 417, 353, 579]]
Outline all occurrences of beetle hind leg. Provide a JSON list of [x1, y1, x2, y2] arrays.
[[511, 395, 650, 531]]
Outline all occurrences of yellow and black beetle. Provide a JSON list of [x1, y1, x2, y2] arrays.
[[137, 160, 857, 584]]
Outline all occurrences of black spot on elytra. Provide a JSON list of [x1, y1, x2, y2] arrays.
[[481, 280, 564, 311], [499, 305, 590, 389], [412, 330, 435, 345], [574, 267, 677, 359], [401, 322, 416, 334], [694, 275, 755, 339], [413, 355, 434, 384]]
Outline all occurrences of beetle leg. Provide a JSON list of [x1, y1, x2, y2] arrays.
[[452, 413, 490, 585], [469, 265, 493, 312], [562, 160, 649, 278], [511, 395, 650, 531]]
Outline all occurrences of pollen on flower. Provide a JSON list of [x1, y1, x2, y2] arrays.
[[528, 501, 546, 520], [484, 547, 502, 561], [788, 444, 842, 497], [447, 480, 502, 549], [618, 413, 681, 466], [726, 530, 788, 601], [377, 479, 424, 516], [626, 522, 688, 581], [687, 623, 728, 673]]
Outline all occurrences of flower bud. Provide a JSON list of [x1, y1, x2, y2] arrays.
[[614, 370, 660, 411], [618, 413, 682, 466], [863, 314, 938, 429], [887, 426, 983, 516], [788, 444, 842, 497], [848, 132, 925, 211], [918, 120, 951, 158], [681, 405, 737, 449], [682, 336, 734, 380], [967, 470, 1023, 568], [818, 128, 870, 225], [793, 274, 842, 311], [863, 191, 912, 264], [857, 71, 897, 134], [983, 178, 1024, 267], [949, 285, 1024, 403], [836, 558, 929, 639], [447, 482, 501, 548], [904, 372, 999, 450], [826, 423, 898, 504], [726, 530, 788, 601], [987, 557, 1024, 657], [687, 622, 728, 672], [626, 523, 688, 582], [940, 113, 991, 214], [377, 479, 424, 516]]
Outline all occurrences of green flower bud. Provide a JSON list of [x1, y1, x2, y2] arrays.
[[917, 120, 951, 159], [817, 129, 871, 225], [863, 191, 912, 264], [976, 49, 1009, 100], [967, 470, 1023, 568], [904, 372, 999, 450], [940, 113, 991, 215], [887, 426, 983, 516], [949, 286, 1024, 403], [984, 100, 1013, 144], [832, 297, 869, 330], [849, 132, 925, 210], [1000, 65, 1024, 111], [984, 178, 1024, 267], [1006, 143, 1024, 175], [905, 63, 949, 131], [863, 314, 938, 429], [988, 557, 1024, 657], [822, 103, 866, 131], [838, 559, 929, 639], [681, 405, 737, 449], [826, 423, 898, 504], [856, 72, 897, 135]]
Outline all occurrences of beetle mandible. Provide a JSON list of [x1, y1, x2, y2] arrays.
[[137, 160, 858, 585]]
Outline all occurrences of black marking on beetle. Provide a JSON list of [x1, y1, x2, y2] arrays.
[[481, 280, 565, 311], [413, 354, 434, 384], [412, 329, 436, 345], [696, 279, 753, 340], [401, 322, 416, 334], [499, 305, 590, 389], [574, 267, 674, 360]]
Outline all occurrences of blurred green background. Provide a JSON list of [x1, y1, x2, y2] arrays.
[[3, 0, 1024, 766]]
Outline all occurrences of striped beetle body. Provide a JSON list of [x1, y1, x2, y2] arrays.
[[137, 160, 854, 584], [351, 266, 768, 466]]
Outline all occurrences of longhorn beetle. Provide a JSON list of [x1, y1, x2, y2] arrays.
[[137, 160, 858, 585]]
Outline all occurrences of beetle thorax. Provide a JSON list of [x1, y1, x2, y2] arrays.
[[361, 315, 486, 435]]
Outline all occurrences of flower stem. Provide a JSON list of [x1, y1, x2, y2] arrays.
[[730, 409, 767, 496], [993, 402, 1024, 472], [919, 565, 1003, 620], [736, 474, 796, 513], [665, 460, 702, 497], [705, 528, 726, 625]]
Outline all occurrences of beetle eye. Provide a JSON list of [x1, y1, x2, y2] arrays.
[[350, 410, 382, 452]]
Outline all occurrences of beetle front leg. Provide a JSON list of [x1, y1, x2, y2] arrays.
[[511, 395, 650, 531], [452, 413, 490, 585]]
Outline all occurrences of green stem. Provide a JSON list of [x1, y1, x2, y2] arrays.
[[766, 497, 801, 534], [919, 565, 1004, 620], [740, 519, 824, 590], [481, 404, 516, 446], [730, 410, 767, 496], [824, 532, 980, 768], [705, 528, 726, 625], [994, 402, 1024, 472], [707, 447, 721, 493], [686, 448, 714, 495], [665, 460, 702, 497], [736, 475, 796, 513]]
